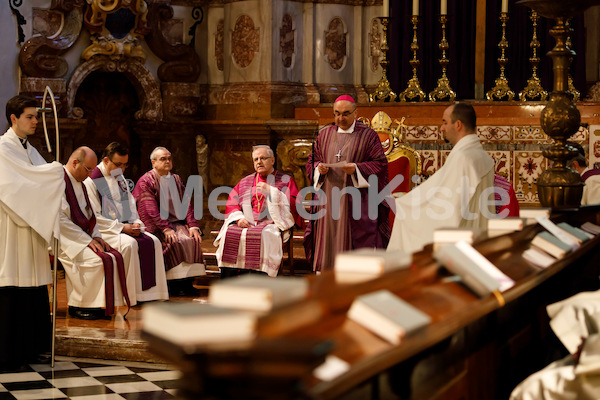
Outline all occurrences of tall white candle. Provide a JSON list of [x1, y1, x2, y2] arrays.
[[413, 0, 419, 16], [501, 0, 508, 13], [383, 0, 389, 17], [440, 0, 447, 15]]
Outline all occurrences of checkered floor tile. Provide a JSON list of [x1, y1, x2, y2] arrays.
[[0, 360, 180, 399]]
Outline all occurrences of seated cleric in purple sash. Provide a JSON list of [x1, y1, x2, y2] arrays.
[[214, 145, 300, 277], [133, 146, 205, 295], [58, 147, 137, 320], [84, 142, 169, 303]]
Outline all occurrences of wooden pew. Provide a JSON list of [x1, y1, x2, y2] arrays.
[[144, 205, 600, 399]]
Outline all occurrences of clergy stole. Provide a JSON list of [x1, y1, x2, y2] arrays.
[[63, 172, 130, 316], [90, 168, 156, 290]]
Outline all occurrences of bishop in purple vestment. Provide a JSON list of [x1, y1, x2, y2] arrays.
[[305, 95, 390, 272]]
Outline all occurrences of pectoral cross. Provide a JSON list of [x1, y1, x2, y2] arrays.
[[335, 150, 342, 161]]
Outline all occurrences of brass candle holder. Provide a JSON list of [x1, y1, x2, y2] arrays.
[[428, 14, 455, 102], [519, 10, 548, 101], [566, 21, 581, 102], [517, 0, 596, 207], [399, 15, 425, 102], [487, 12, 515, 101], [369, 17, 397, 102]]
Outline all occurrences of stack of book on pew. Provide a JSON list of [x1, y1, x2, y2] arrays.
[[433, 241, 515, 303], [581, 221, 600, 235], [525, 219, 594, 268], [347, 289, 431, 345], [334, 248, 412, 283], [432, 227, 478, 251], [487, 217, 525, 238], [143, 275, 310, 346], [520, 207, 551, 225]]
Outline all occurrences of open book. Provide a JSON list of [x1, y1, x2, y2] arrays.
[[209, 274, 309, 312], [347, 289, 431, 345], [433, 241, 515, 299]]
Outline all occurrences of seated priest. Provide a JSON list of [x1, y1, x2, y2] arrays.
[[133, 146, 205, 295], [567, 141, 600, 205], [388, 102, 495, 254], [59, 147, 137, 320], [84, 142, 169, 302], [214, 145, 299, 277]]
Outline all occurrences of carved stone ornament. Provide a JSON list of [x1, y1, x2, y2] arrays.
[[215, 19, 224, 71], [277, 139, 312, 189], [196, 135, 209, 193], [145, 3, 201, 83], [325, 17, 347, 71], [82, 0, 150, 62], [369, 18, 381, 72], [67, 55, 163, 121], [279, 14, 294, 68], [19, 0, 85, 78], [232, 15, 260, 68]]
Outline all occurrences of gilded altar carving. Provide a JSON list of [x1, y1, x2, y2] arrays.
[[19, 0, 84, 78], [232, 15, 260, 68], [82, 0, 149, 62], [277, 139, 312, 189], [146, 3, 201, 83], [325, 17, 347, 70]]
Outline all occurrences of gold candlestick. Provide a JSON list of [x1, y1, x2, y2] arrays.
[[487, 12, 515, 101], [369, 17, 397, 103], [429, 15, 455, 102], [519, 10, 548, 101], [517, 0, 596, 207], [566, 20, 581, 102], [399, 15, 425, 102]]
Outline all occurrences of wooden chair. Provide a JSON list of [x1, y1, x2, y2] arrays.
[[279, 226, 294, 276]]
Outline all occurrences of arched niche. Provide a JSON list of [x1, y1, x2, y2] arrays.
[[66, 56, 163, 121]]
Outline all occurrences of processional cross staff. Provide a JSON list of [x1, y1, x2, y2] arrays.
[[38, 86, 60, 368]]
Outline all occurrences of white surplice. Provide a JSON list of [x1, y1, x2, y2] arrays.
[[58, 169, 138, 308], [581, 168, 600, 205], [214, 185, 295, 277], [0, 128, 64, 287], [387, 134, 495, 254], [84, 163, 168, 301]]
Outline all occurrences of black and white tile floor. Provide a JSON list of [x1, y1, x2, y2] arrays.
[[0, 358, 179, 400]]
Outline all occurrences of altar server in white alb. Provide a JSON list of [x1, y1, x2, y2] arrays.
[[0, 95, 65, 371], [84, 142, 169, 303], [387, 102, 495, 254], [59, 147, 139, 320]]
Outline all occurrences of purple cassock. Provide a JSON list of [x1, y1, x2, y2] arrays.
[[133, 170, 204, 270], [305, 121, 391, 272]]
